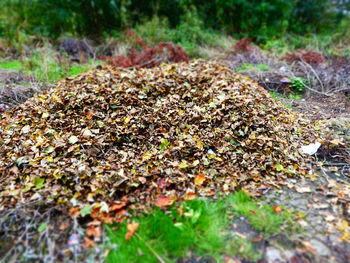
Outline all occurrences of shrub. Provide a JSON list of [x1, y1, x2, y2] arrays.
[[100, 41, 189, 68], [282, 50, 326, 65], [289, 0, 342, 34], [133, 12, 223, 56], [290, 77, 307, 93], [135, 16, 172, 46], [0, 0, 348, 47], [184, 0, 295, 39], [171, 8, 221, 53], [233, 38, 253, 53]]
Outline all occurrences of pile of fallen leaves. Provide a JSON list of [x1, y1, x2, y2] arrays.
[[0, 60, 318, 221]]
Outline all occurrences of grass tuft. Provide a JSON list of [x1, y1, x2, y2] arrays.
[[0, 61, 22, 71], [105, 192, 294, 263], [227, 192, 286, 234]]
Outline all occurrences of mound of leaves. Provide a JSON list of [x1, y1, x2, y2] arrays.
[[0, 60, 318, 221]]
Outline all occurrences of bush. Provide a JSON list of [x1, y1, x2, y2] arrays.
[[282, 50, 326, 65], [100, 41, 189, 68], [135, 16, 173, 46], [289, 0, 342, 34], [0, 0, 127, 40], [134, 11, 224, 56], [290, 77, 307, 93], [1, 0, 348, 43], [182, 0, 296, 39]]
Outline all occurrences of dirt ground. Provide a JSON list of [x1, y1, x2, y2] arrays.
[[247, 93, 350, 263]]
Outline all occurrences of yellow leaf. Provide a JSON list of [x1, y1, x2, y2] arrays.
[[179, 161, 188, 169], [194, 173, 206, 185], [341, 231, 349, 241], [46, 156, 54, 163], [125, 222, 139, 241], [197, 139, 203, 149], [184, 192, 196, 200], [208, 154, 215, 159], [338, 220, 349, 231], [142, 152, 152, 161]]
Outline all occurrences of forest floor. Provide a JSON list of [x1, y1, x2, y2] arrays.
[[0, 48, 349, 263]]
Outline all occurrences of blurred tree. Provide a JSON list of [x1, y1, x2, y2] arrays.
[[0, 0, 349, 41], [179, 0, 295, 39], [289, 0, 346, 33]]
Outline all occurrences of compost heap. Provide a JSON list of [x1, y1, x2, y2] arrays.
[[0, 60, 318, 216]]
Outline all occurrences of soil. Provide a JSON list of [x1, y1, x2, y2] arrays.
[[280, 93, 350, 120], [246, 92, 350, 263]]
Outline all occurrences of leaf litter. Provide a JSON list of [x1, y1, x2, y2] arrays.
[[0, 60, 319, 222]]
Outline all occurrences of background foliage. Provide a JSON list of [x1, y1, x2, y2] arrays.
[[1, 0, 349, 43]]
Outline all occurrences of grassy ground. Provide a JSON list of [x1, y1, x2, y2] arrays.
[[105, 192, 296, 263], [0, 46, 101, 83]]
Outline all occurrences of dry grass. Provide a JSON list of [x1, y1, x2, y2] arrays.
[[0, 202, 107, 263], [225, 46, 350, 96], [97, 38, 132, 58], [0, 69, 48, 109]]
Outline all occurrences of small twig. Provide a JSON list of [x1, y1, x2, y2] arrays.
[[323, 162, 350, 166], [299, 60, 325, 93], [134, 233, 166, 263]]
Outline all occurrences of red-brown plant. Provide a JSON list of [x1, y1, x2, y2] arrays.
[[100, 31, 189, 68], [233, 38, 253, 53], [282, 50, 325, 65], [124, 30, 147, 48]]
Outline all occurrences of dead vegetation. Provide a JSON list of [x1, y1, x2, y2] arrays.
[[99, 31, 189, 68], [0, 69, 46, 112], [0, 201, 107, 263], [225, 38, 350, 96]]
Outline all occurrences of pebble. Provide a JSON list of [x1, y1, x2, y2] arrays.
[[289, 198, 308, 207], [265, 247, 283, 263], [282, 250, 294, 261], [309, 239, 331, 257]]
